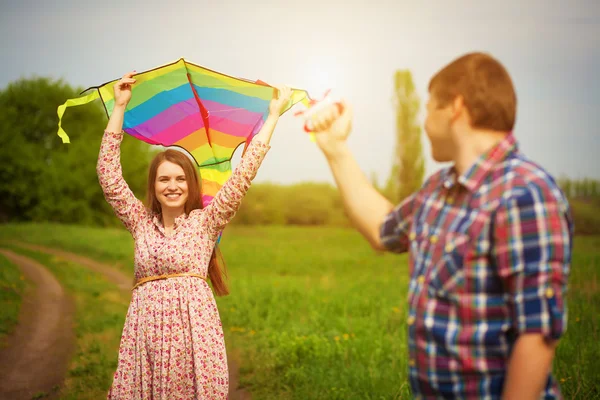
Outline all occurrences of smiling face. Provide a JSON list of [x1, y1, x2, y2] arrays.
[[154, 160, 189, 214], [146, 149, 203, 217]]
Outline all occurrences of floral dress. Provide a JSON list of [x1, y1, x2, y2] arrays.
[[97, 130, 270, 399]]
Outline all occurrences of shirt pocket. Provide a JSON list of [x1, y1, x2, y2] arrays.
[[424, 231, 470, 301]]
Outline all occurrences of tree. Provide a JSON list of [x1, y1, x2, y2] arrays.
[[386, 70, 425, 203], [0, 77, 155, 225]]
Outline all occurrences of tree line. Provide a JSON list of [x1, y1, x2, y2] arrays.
[[1, 75, 597, 235], [0, 77, 155, 225]]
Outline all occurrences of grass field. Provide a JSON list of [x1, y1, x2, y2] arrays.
[[0, 223, 598, 399], [0, 253, 26, 348]]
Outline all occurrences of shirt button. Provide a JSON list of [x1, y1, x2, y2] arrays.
[[445, 243, 453, 252], [409, 232, 416, 240], [409, 359, 416, 367], [430, 235, 438, 244], [407, 315, 415, 325], [545, 287, 554, 298], [446, 196, 454, 205], [417, 275, 425, 284]]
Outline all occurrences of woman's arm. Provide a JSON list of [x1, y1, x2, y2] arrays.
[[201, 85, 292, 236], [96, 72, 147, 235], [250, 85, 292, 146]]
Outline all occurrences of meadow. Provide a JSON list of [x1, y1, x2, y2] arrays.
[[0, 223, 598, 399]]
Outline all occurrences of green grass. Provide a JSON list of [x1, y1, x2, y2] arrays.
[[0, 253, 26, 348], [552, 236, 600, 398], [0, 223, 598, 399], [0, 243, 129, 399], [213, 226, 413, 399]]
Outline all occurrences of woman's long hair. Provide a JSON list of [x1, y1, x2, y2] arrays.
[[146, 149, 229, 296]]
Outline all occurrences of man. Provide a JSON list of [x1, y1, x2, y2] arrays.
[[309, 52, 573, 399]]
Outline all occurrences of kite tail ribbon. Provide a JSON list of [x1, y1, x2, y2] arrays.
[[56, 90, 100, 143]]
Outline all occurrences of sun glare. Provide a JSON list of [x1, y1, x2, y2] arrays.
[[294, 57, 346, 98]]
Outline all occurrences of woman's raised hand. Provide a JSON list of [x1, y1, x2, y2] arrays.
[[268, 85, 293, 117], [113, 71, 137, 108]]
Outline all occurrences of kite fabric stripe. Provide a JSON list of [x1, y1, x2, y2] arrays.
[[56, 57, 312, 209]]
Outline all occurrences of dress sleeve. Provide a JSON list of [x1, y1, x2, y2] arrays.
[[96, 130, 148, 235], [202, 139, 270, 239]]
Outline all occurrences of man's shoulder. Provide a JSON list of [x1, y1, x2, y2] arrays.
[[491, 154, 569, 210]]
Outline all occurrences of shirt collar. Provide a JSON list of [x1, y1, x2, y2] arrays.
[[442, 133, 518, 192], [152, 212, 188, 233]]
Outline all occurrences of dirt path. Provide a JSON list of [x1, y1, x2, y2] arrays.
[[0, 249, 75, 400], [11, 242, 252, 400], [11, 242, 132, 292]]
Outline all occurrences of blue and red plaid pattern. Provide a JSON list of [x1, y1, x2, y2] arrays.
[[380, 133, 573, 399]]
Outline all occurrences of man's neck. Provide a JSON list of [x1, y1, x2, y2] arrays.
[[453, 129, 509, 176]]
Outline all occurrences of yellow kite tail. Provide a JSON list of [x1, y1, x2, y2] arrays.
[[56, 90, 100, 144]]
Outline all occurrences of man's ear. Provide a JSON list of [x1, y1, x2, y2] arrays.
[[451, 95, 469, 124]]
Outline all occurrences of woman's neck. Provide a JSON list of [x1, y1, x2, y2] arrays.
[[161, 207, 184, 230]]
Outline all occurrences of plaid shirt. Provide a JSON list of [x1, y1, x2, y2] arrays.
[[380, 134, 573, 399]]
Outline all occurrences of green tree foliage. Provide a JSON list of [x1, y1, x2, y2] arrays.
[[1, 77, 597, 236], [557, 178, 600, 235], [557, 178, 600, 203], [0, 77, 154, 225], [385, 70, 425, 203]]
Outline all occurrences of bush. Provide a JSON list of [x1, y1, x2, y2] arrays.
[[570, 199, 600, 235], [234, 182, 351, 227]]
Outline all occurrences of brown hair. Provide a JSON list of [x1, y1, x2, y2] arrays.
[[428, 52, 517, 132], [147, 149, 229, 296]]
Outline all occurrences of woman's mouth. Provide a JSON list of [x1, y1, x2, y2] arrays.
[[165, 193, 181, 200]]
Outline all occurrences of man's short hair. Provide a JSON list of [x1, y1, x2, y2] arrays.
[[428, 52, 517, 132]]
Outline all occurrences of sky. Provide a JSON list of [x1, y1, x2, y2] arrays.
[[1, 0, 599, 186]]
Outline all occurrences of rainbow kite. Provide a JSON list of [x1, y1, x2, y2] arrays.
[[57, 58, 312, 207]]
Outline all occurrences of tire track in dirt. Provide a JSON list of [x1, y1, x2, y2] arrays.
[[11, 241, 252, 400], [0, 249, 75, 400], [9, 243, 132, 292]]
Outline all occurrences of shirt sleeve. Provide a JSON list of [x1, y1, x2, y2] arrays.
[[492, 185, 573, 340], [202, 139, 270, 239], [379, 192, 417, 253], [96, 130, 147, 235]]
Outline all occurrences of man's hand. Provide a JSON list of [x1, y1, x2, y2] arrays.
[[310, 100, 353, 159]]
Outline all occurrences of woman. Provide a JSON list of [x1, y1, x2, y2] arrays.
[[97, 71, 291, 399]]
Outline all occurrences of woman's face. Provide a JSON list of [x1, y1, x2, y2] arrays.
[[155, 160, 189, 213]]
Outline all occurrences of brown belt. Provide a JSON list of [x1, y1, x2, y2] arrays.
[[132, 272, 206, 291]]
